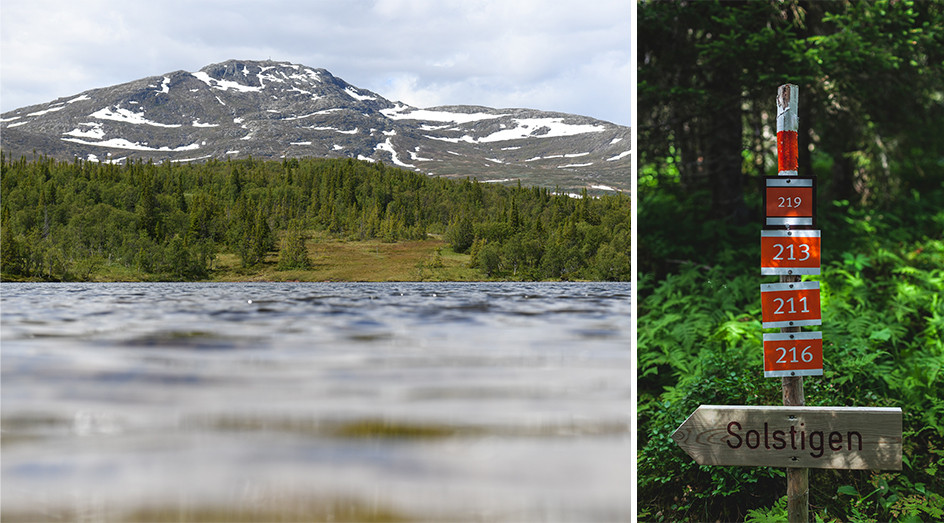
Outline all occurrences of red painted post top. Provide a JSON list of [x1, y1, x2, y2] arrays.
[[777, 84, 799, 176]]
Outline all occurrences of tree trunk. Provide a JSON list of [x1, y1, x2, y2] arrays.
[[706, 78, 747, 223]]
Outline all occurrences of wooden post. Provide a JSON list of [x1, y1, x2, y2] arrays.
[[674, 84, 900, 515], [778, 84, 809, 523], [782, 300, 808, 523]]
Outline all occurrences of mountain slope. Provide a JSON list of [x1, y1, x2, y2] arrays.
[[1, 60, 629, 192]]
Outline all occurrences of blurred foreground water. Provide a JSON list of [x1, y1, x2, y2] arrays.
[[1, 282, 630, 521]]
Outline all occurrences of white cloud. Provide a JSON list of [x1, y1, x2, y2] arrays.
[[0, 0, 630, 125]]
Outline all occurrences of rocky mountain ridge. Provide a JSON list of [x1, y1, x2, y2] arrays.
[[1, 60, 629, 193]]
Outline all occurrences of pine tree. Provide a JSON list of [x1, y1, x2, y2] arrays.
[[277, 221, 311, 270], [446, 214, 474, 253]]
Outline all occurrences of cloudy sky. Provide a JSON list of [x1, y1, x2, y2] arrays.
[[0, 0, 631, 125]]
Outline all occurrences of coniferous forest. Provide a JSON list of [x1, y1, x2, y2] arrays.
[[0, 152, 630, 282]]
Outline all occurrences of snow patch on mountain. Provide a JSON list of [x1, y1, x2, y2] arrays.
[[62, 137, 200, 152], [282, 67, 322, 84], [172, 154, 212, 163], [375, 138, 415, 169], [191, 71, 263, 93], [307, 125, 359, 135], [606, 150, 631, 161], [285, 109, 341, 121], [382, 106, 506, 124], [477, 118, 606, 143], [425, 135, 476, 144], [64, 122, 105, 140], [28, 105, 65, 117], [409, 147, 435, 162], [527, 154, 564, 162], [91, 107, 182, 128], [345, 87, 377, 101], [419, 124, 451, 131], [419, 117, 606, 144]]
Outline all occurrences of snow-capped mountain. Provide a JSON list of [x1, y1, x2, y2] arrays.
[[1, 60, 629, 192]]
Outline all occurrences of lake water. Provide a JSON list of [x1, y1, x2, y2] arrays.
[[1, 282, 630, 521]]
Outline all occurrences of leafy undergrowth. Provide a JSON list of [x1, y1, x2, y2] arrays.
[[638, 185, 944, 522]]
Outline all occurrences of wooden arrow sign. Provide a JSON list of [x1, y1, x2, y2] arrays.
[[672, 405, 902, 470]]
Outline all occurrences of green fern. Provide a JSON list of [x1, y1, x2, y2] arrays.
[[745, 496, 788, 523]]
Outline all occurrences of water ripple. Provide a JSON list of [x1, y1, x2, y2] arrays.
[[0, 281, 630, 520]]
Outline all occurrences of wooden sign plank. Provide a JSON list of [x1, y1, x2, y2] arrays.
[[765, 177, 816, 227], [763, 331, 823, 377], [672, 405, 902, 470], [761, 230, 821, 275], [760, 281, 821, 328]]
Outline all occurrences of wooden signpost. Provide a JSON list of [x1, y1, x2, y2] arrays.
[[672, 85, 902, 523], [774, 84, 813, 522]]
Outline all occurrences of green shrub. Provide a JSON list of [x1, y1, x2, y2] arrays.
[[639, 185, 944, 521]]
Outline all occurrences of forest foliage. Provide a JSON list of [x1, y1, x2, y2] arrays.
[[639, 0, 943, 225], [638, 1, 944, 521], [639, 189, 944, 522], [0, 153, 630, 282]]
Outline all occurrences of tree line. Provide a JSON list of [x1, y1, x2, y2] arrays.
[[0, 152, 630, 281]]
